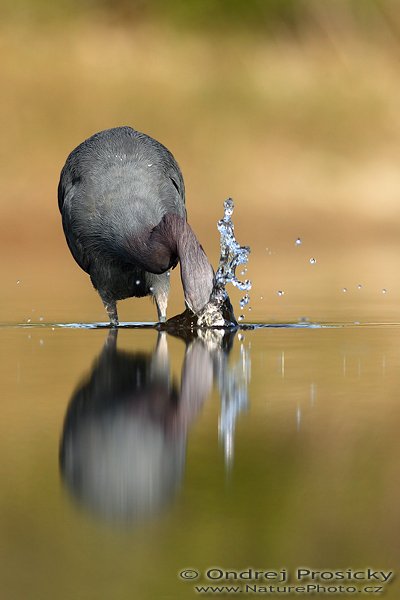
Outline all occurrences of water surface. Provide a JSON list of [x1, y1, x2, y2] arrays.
[[1, 323, 399, 599]]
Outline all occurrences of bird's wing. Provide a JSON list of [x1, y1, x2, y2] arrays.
[[58, 171, 92, 274]]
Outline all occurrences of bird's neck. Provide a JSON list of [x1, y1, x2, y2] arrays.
[[160, 214, 215, 314]]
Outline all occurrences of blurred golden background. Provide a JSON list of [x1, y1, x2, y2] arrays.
[[1, 0, 400, 324], [2, 5, 400, 598]]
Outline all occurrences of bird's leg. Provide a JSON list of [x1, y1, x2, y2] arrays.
[[106, 302, 119, 327], [156, 297, 167, 323], [99, 293, 119, 327], [154, 276, 170, 323]]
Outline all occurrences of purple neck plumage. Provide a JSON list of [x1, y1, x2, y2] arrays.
[[131, 213, 215, 314], [174, 216, 215, 314]]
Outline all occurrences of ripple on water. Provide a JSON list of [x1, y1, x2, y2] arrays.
[[4, 321, 400, 331]]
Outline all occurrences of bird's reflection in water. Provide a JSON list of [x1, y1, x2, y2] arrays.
[[60, 328, 249, 524]]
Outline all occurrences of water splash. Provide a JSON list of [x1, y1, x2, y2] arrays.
[[198, 198, 251, 327], [215, 198, 251, 294], [239, 293, 250, 310]]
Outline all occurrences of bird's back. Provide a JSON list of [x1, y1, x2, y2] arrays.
[[58, 127, 186, 269]]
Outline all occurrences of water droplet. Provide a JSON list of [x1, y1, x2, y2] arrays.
[[147, 163, 153, 167], [27, 318, 31, 323], [277, 290, 285, 297], [51, 327, 55, 331], [149, 286, 154, 292], [295, 238, 302, 246], [16, 280, 21, 285], [357, 284, 363, 290], [239, 293, 250, 309], [166, 272, 170, 277], [39, 339, 44, 346], [39, 316, 44, 322], [309, 257, 316, 265], [298, 316, 310, 324], [135, 280, 140, 285], [238, 315, 245, 321], [260, 296, 264, 300], [238, 334, 244, 341], [223, 198, 234, 218], [382, 288, 387, 294], [342, 288, 348, 293]]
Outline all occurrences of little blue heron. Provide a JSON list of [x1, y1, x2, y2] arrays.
[[58, 126, 215, 325]]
